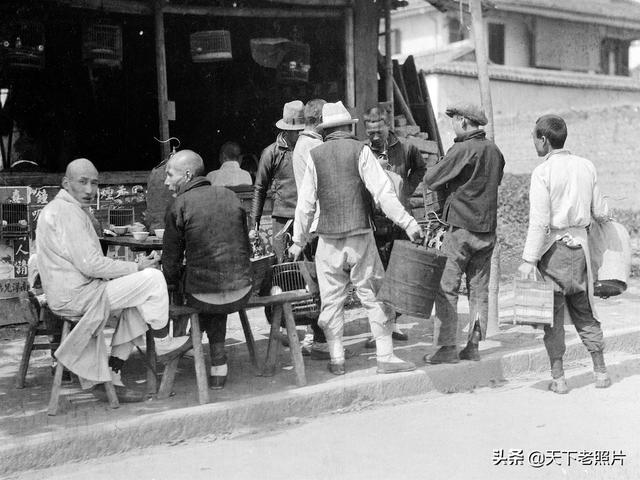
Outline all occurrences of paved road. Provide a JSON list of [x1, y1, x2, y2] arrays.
[[6, 354, 640, 480]]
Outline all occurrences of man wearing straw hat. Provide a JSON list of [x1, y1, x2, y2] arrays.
[[250, 100, 305, 263], [290, 101, 423, 375]]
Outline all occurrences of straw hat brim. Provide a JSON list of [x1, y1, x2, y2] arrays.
[[318, 118, 359, 130], [275, 119, 306, 130]]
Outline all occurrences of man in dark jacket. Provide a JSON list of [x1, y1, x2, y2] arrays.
[[249, 100, 305, 262], [163, 149, 253, 390], [363, 106, 427, 346], [424, 103, 505, 364]]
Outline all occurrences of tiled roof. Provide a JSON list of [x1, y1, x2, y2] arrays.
[[424, 0, 640, 23], [421, 61, 640, 91]]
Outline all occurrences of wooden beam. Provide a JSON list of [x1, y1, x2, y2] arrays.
[[384, 0, 394, 117], [263, 0, 351, 6], [50, 0, 343, 18], [153, 0, 170, 160], [353, 0, 380, 138], [344, 7, 355, 108], [163, 4, 342, 18]]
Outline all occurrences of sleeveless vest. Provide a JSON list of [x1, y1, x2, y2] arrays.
[[311, 137, 372, 235]]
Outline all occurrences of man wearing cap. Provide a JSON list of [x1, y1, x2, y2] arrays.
[[290, 101, 424, 375], [424, 103, 505, 365], [362, 106, 427, 347], [250, 100, 305, 263]]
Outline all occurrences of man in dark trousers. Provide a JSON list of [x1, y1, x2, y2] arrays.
[[424, 103, 505, 364], [363, 106, 426, 347], [249, 100, 305, 263], [163, 149, 253, 390], [519, 114, 611, 394]]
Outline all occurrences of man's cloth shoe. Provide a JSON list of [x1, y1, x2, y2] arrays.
[[90, 384, 144, 403], [377, 359, 416, 374], [549, 376, 569, 394], [155, 335, 192, 361], [327, 362, 345, 375], [425, 346, 459, 364], [458, 342, 480, 361], [311, 347, 356, 361], [595, 372, 611, 389], [392, 330, 408, 341]]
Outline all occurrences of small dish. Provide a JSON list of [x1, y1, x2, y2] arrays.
[[129, 223, 146, 233], [132, 231, 149, 241], [112, 226, 128, 235], [154, 229, 165, 240]]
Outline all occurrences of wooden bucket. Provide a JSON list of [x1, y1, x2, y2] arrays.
[[378, 240, 447, 318]]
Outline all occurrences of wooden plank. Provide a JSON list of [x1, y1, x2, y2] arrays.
[[239, 309, 259, 369], [154, 0, 171, 160], [282, 302, 306, 387], [384, 0, 394, 110], [50, 0, 343, 18], [401, 56, 424, 106], [189, 312, 209, 405], [261, 304, 283, 377], [244, 290, 314, 308], [263, 0, 350, 6], [344, 7, 355, 108], [353, 0, 380, 138], [417, 70, 444, 154], [393, 79, 417, 126], [0, 171, 150, 187]]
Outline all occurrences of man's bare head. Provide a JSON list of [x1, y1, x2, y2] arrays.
[[62, 158, 99, 207], [164, 149, 204, 193]]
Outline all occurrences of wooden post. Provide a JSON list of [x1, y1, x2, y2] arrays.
[[470, 0, 499, 336], [154, 0, 170, 160], [344, 7, 355, 108], [470, 0, 494, 140], [384, 0, 394, 120]]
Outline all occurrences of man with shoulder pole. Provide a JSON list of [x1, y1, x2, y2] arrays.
[[519, 114, 611, 394]]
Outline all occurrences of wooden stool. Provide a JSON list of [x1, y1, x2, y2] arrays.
[[16, 291, 120, 415], [157, 304, 261, 404], [15, 291, 61, 389], [47, 318, 120, 416], [244, 289, 314, 387], [157, 305, 209, 404]]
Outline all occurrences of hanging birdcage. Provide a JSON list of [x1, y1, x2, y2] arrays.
[[276, 41, 310, 84], [190, 30, 232, 63], [0, 203, 29, 238], [271, 261, 320, 320], [107, 208, 134, 227], [1, 21, 45, 71], [82, 23, 123, 68]]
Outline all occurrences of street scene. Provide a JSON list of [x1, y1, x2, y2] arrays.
[[1, 0, 640, 479]]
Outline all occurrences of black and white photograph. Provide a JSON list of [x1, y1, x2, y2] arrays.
[[0, 0, 639, 479]]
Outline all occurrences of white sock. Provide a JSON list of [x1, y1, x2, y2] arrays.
[[210, 364, 228, 376], [110, 369, 125, 387]]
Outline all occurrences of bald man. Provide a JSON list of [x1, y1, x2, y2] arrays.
[[163, 150, 253, 390], [36, 159, 188, 403]]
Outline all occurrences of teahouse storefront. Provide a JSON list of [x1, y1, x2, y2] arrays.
[[0, 0, 381, 323]]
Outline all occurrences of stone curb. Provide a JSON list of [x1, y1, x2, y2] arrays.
[[2, 326, 640, 476]]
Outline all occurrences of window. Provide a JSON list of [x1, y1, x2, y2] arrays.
[[378, 28, 402, 55], [448, 17, 468, 44], [601, 38, 630, 76], [488, 23, 505, 65]]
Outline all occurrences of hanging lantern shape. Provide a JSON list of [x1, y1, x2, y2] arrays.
[[82, 23, 123, 68], [190, 30, 232, 63], [2, 21, 45, 70], [276, 41, 310, 84]]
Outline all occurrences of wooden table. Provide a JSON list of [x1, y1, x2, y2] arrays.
[[100, 235, 164, 252]]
